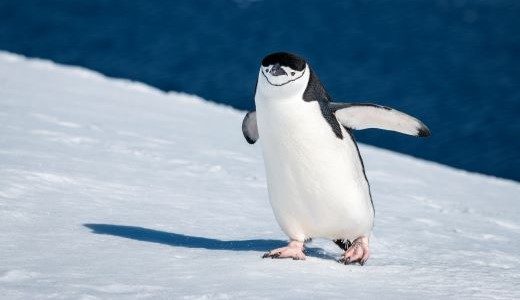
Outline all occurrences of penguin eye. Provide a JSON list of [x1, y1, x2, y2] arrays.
[[265, 69, 269, 72], [291, 72, 295, 76]]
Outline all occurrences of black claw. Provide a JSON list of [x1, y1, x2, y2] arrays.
[[360, 261, 365, 266], [338, 257, 351, 265], [262, 251, 283, 259]]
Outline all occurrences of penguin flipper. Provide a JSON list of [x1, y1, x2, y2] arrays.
[[330, 103, 431, 137], [242, 111, 259, 144]]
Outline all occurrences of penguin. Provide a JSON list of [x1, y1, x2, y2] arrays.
[[242, 52, 430, 265]]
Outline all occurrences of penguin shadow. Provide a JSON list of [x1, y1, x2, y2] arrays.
[[83, 224, 336, 261]]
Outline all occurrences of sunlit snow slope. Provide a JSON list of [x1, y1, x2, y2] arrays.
[[0, 52, 519, 299]]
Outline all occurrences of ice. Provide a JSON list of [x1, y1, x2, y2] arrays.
[[0, 51, 519, 299]]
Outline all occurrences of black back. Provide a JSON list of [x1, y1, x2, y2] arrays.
[[303, 68, 343, 139]]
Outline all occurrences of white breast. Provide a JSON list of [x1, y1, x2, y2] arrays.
[[255, 93, 374, 242]]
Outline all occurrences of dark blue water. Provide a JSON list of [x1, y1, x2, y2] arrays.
[[1, 0, 518, 180]]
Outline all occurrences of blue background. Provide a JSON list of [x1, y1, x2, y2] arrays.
[[0, 0, 518, 180]]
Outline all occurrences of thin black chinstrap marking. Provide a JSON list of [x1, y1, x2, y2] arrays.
[[261, 68, 306, 87]]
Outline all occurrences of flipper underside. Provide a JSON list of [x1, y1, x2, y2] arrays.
[[242, 111, 258, 144], [330, 103, 430, 137]]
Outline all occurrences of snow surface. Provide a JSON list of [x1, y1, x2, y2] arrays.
[[0, 51, 519, 299]]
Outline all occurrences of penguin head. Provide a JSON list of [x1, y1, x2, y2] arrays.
[[257, 52, 309, 98]]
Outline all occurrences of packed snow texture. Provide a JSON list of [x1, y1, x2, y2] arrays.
[[0, 52, 519, 299]]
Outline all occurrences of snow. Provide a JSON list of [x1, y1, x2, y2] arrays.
[[0, 51, 519, 299]]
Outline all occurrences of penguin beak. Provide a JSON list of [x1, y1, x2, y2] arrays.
[[269, 63, 287, 76]]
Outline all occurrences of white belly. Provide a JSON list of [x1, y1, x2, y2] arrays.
[[256, 96, 374, 242]]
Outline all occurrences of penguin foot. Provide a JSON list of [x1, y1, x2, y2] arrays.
[[338, 236, 370, 265], [262, 240, 306, 260]]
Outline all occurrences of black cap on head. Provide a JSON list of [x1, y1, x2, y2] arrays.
[[261, 52, 306, 71]]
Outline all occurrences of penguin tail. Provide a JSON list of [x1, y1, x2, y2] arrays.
[[333, 239, 352, 251]]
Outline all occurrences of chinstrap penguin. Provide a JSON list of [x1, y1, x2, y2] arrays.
[[242, 52, 430, 265]]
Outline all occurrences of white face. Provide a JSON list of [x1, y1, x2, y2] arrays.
[[261, 63, 306, 86], [257, 63, 309, 99]]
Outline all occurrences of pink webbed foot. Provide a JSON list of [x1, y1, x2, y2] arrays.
[[262, 240, 306, 260], [338, 236, 370, 265]]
